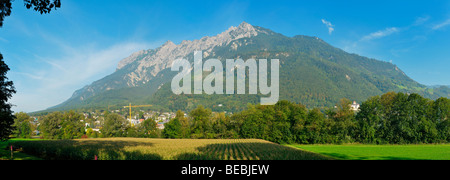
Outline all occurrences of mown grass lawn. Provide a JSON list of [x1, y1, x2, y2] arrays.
[[289, 144, 450, 160]]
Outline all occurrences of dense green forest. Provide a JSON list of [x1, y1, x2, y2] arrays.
[[15, 92, 449, 144]]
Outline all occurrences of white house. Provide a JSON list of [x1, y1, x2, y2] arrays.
[[130, 119, 140, 126], [156, 123, 165, 130], [350, 101, 360, 111]]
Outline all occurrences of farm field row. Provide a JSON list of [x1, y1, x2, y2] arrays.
[[290, 144, 450, 160]]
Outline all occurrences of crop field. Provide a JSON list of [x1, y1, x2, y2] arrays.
[[8, 138, 331, 160], [291, 144, 450, 160], [1, 139, 42, 160]]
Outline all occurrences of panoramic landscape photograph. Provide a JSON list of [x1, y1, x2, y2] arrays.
[[0, 0, 449, 174]]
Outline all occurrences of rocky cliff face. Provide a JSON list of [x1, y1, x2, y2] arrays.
[[57, 22, 270, 105], [115, 22, 268, 87]]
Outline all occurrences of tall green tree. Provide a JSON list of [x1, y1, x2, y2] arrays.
[[305, 108, 325, 144], [163, 118, 182, 139], [378, 92, 397, 142], [331, 98, 356, 143], [39, 111, 63, 139], [189, 105, 212, 138], [211, 112, 228, 138], [13, 112, 33, 138], [289, 103, 308, 143], [355, 96, 383, 143], [238, 104, 265, 139], [432, 97, 450, 141], [61, 110, 84, 139], [270, 101, 295, 144], [176, 110, 190, 138], [102, 113, 127, 137], [0, 54, 16, 141], [138, 118, 158, 138]]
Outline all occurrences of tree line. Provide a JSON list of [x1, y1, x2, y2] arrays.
[[164, 92, 449, 144], [14, 111, 160, 139], [12, 92, 450, 144]]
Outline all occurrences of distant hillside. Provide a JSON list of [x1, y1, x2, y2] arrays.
[[45, 22, 450, 113]]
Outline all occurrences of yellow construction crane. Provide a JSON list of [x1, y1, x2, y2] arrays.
[[123, 103, 152, 120]]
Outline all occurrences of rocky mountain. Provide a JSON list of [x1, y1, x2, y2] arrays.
[[47, 22, 450, 112], [64, 22, 267, 101]]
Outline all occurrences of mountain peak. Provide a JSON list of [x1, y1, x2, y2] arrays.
[[222, 21, 260, 40], [162, 40, 175, 46], [116, 49, 148, 70], [161, 40, 176, 50], [116, 22, 267, 71], [238, 21, 253, 29]]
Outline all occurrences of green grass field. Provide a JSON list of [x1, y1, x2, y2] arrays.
[[290, 144, 450, 160], [0, 139, 42, 160], [5, 138, 331, 160]]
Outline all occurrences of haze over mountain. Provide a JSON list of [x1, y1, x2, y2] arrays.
[[46, 22, 450, 112]]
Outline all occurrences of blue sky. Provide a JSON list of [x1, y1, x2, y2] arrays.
[[1, 0, 450, 112]]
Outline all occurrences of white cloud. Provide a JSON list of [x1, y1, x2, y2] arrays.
[[30, 42, 153, 90], [11, 72, 45, 80], [0, 37, 9, 43], [321, 19, 335, 35], [432, 18, 450, 30], [361, 27, 399, 41], [414, 16, 430, 26]]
